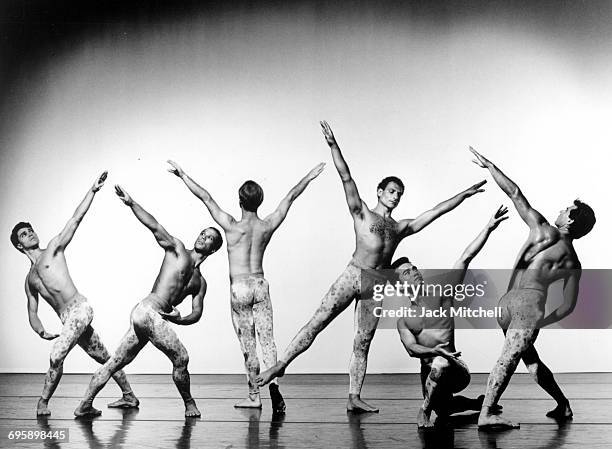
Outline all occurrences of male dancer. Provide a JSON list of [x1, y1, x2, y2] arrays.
[[167, 159, 325, 413], [74, 185, 222, 418], [10, 171, 138, 416], [469, 147, 596, 429], [397, 206, 508, 428], [256, 121, 486, 413]]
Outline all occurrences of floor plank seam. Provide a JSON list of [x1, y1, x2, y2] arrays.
[[2, 418, 610, 425]]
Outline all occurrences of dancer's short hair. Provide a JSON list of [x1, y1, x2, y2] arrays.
[[377, 176, 404, 192], [10, 221, 32, 252], [390, 257, 412, 269], [569, 199, 595, 239], [239, 180, 264, 212], [207, 227, 224, 252]]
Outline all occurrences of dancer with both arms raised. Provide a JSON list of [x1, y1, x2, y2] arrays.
[[257, 121, 487, 413], [74, 184, 222, 418], [168, 158, 325, 413]]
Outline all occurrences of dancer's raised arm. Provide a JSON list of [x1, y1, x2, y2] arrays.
[[55, 171, 107, 250], [115, 185, 177, 251], [320, 121, 365, 218], [167, 160, 235, 231], [265, 162, 325, 230], [470, 147, 547, 229], [454, 205, 508, 270]]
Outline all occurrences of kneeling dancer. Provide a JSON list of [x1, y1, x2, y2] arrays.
[[397, 206, 508, 428]]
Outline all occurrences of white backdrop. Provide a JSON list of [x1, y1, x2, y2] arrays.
[[1, 7, 610, 374]]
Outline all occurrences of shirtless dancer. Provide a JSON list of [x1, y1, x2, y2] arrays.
[[397, 206, 508, 428], [469, 147, 596, 429], [167, 159, 324, 412], [74, 185, 222, 418], [10, 171, 138, 416], [256, 121, 486, 413]]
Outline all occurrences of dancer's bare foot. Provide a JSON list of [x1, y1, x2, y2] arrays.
[[478, 410, 519, 429], [269, 384, 286, 414], [74, 402, 102, 418], [417, 407, 436, 429], [347, 394, 379, 413], [255, 362, 286, 386], [107, 392, 139, 408], [184, 399, 201, 417], [234, 393, 262, 409], [36, 398, 51, 416], [546, 401, 573, 420]]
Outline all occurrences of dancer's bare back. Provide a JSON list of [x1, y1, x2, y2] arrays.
[[167, 159, 325, 278], [510, 222, 580, 291], [223, 216, 277, 278]]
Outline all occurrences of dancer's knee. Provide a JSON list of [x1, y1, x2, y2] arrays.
[[174, 351, 189, 368], [505, 347, 523, 364], [49, 353, 65, 370], [88, 348, 111, 364], [495, 348, 522, 375], [429, 357, 451, 381], [352, 337, 372, 357], [431, 356, 450, 371], [130, 311, 146, 330], [525, 359, 552, 383]]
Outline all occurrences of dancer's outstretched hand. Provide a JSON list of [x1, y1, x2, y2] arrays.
[[166, 160, 185, 178], [488, 205, 509, 230], [320, 121, 338, 147], [114, 185, 133, 206], [469, 146, 492, 168], [92, 171, 108, 192], [307, 162, 326, 180], [463, 179, 487, 197]]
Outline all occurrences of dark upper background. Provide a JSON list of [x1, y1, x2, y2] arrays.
[[2, 0, 611, 137]]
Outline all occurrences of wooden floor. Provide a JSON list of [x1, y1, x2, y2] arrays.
[[1, 373, 611, 448]]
